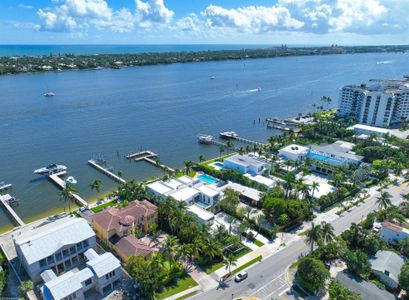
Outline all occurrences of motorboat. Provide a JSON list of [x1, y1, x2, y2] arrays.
[[220, 131, 238, 139], [34, 164, 67, 175], [65, 176, 77, 185], [210, 76, 215, 80], [44, 92, 55, 97], [197, 134, 214, 144]]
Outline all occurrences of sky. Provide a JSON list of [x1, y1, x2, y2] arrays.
[[1, 0, 409, 45]]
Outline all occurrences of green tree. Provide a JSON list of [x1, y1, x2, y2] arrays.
[[400, 237, 409, 257], [328, 280, 361, 300], [199, 155, 205, 163], [60, 182, 76, 213], [184, 160, 194, 175], [310, 181, 319, 198], [376, 190, 392, 209], [296, 257, 330, 294], [89, 179, 102, 193], [305, 223, 322, 252], [344, 250, 370, 276], [321, 221, 335, 244], [399, 263, 409, 294], [223, 254, 237, 275], [18, 280, 34, 296]]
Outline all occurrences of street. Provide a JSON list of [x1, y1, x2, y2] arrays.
[[191, 182, 409, 300]]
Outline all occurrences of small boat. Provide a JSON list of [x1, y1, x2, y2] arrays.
[[198, 134, 214, 144], [257, 87, 261, 92], [7, 196, 18, 206], [34, 164, 67, 175], [0, 181, 12, 191], [65, 176, 77, 185], [220, 131, 238, 139], [44, 92, 55, 97]]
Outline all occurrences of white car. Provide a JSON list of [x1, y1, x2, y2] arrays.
[[235, 271, 248, 282]]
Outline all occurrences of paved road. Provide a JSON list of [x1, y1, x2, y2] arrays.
[[191, 182, 409, 300]]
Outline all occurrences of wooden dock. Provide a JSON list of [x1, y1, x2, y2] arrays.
[[88, 159, 126, 184], [143, 157, 175, 173], [220, 131, 267, 147], [48, 171, 88, 207], [0, 194, 25, 227], [126, 150, 157, 160]]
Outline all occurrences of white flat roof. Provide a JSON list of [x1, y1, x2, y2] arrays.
[[279, 144, 309, 155], [196, 185, 220, 197], [163, 179, 183, 190], [15, 217, 95, 265], [188, 205, 215, 221], [169, 186, 200, 202], [245, 174, 276, 187], [147, 181, 173, 195], [220, 181, 261, 201], [177, 175, 194, 185], [350, 124, 390, 134]]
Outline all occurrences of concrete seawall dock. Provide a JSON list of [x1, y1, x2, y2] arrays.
[[0, 194, 25, 227], [88, 159, 126, 184], [48, 171, 88, 207]]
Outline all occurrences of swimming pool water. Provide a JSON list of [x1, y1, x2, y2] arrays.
[[214, 162, 224, 168], [198, 174, 218, 184]]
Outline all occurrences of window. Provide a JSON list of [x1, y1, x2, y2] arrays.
[[82, 240, 89, 248], [72, 256, 78, 265], [47, 256, 54, 265], [70, 246, 76, 255], [63, 249, 69, 258], [85, 278, 92, 286], [39, 259, 47, 268], [77, 242, 83, 251], [56, 252, 63, 261]]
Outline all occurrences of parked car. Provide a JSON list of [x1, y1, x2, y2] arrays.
[[235, 271, 248, 282]]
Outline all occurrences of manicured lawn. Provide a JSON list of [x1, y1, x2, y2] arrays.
[[155, 274, 198, 300], [199, 246, 252, 274], [91, 200, 117, 213], [253, 239, 264, 247], [232, 255, 262, 275]]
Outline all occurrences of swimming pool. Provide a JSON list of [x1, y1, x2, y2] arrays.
[[214, 162, 224, 168], [197, 174, 218, 184]]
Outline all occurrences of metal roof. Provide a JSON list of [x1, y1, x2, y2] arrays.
[[86, 251, 121, 278], [15, 217, 95, 265], [369, 250, 405, 283]]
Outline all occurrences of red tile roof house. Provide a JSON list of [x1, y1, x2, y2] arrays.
[[91, 200, 158, 261]]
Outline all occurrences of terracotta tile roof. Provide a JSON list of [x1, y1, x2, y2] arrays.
[[92, 200, 157, 234], [382, 221, 403, 233], [112, 235, 154, 258]]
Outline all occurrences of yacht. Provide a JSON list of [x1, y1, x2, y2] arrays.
[[34, 164, 67, 175], [198, 134, 214, 144], [44, 92, 55, 97], [65, 176, 77, 185]]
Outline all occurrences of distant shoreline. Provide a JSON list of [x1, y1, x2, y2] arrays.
[[1, 45, 408, 76]]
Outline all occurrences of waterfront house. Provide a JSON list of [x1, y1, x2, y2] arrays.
[[41, 248, 122, 300], [195, 185, 221, 206], [91, 200, 157, 261], [223, 154, 271, 176], [218, 181, 261, 206], [348, 124, 391, 137], [187, 205, 215, 225], [308, 141, 363, 168], [168, 186, 201, 205], [14, 216, 96, 284], [380, 221, 409, 245], [369, 250, 405, 289], [278, 144, 309, 161]]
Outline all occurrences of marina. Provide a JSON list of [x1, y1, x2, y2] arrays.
[[48, 171, 88, 207], [88, 159, 126, 184], [0, 194, 25, 227]]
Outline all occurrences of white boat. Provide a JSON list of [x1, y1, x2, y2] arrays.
[[65, 176, 77, 185], [44, 92, 55, 97], [34, 164, 67, 175], [198, 134, 214, 144], [220, 131, 238, 139]]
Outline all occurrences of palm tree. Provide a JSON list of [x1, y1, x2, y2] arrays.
[[282, 173, 295, 199], [376, 190, 392, 209], [223, 254, 237, 275], [244, 206, 252, 219], [310, 181, 319, 198], [305, 222, 322, 252], [226, 215, 235, 234], [199, 155, 205, 163], [60, 183, 76, 213], [321, 221, 335, 244], [203, 237, 221, 263], [184, 160, 194, 175], [163, 236, 179, 269], [89, 179, 102, 193], [219, 146, 226, 158]]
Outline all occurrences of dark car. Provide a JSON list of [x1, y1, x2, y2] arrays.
[[234, 271, 248, 282]]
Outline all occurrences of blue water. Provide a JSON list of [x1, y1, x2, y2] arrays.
[[197, 174, 219, 184], [0, 51, 408, 230], [0, 44, 285, 57], [214, 162, 225, 169]]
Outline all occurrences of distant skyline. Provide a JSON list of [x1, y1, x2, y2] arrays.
[[1, 0, 409, 45]]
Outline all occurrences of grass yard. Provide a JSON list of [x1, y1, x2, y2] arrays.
[[232, 255, 262, 275], [156, 274, 198, 300], [253, 239, 264, 247]]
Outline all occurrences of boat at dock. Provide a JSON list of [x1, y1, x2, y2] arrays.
[[0, 181, 12, 191], [220, 131, 239, 139], [34, 164, 67, 175], [44, 92, 55, 97], [198, 134, 214, 144], [65, 176, 77, 185]]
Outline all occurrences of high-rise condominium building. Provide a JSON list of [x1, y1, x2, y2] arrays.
[[338, 77, 409, 127]]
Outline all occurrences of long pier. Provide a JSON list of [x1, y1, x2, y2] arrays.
[[220, 131, 267, 147], [0, 183, 12, 192], [126, 150, 157, 160], [48, 171, 88, 207], [88, 159, 126, 184], [143, 157, 175, 173], [127, 149, 175, 173], [0, 194, 25, 227]]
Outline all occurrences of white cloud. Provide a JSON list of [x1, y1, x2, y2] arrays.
[[18, 4, 34, 9], [174, 13, 202, 32], [201, 5, 304, 33], [135, 0, 174, 28]]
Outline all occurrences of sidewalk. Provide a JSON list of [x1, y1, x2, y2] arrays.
[[162, 285, 201, 300]]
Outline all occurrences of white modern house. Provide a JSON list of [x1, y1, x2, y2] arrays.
[[187, 205, 215, 225], [169, 186, 201, 205], [196, 185, 221, 206], [14, 216, 97, 283], [380, 221, 409, 245], [338, 78, 409, 127], [41, 249, 122, 300], [223, 154, 271, 176], [218, 181, 261, 206], [278, 144, 309, 161], [348, 124, 391, 137]]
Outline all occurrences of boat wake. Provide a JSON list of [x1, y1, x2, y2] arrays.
[[376, 60, 393, 65], [244, 88, 262, 93]]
